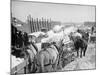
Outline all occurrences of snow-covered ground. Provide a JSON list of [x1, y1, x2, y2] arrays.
[[61, 43, 96, 71]]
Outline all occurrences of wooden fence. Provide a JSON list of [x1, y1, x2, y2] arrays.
[[11, 58, 29, 75], [27, 15, 52, 33]]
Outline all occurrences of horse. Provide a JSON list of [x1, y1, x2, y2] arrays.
[[34, 42, 59, 73], [23, 42, 39, 73], [77, 29, 89, 43], [12, 42, 39, 73], [68, 32, 88, 58], [11, 24, 17, 46]]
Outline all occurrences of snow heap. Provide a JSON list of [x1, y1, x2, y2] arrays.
[[28, 31, 46, 37], [41, 30, 63, 43], [64, 26, 76, 35], [53, 25, 63, 33], [41, 25, 76, 44]]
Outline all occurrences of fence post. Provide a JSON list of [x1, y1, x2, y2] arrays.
[[24, 59, 28, 74], [15, 66, 17, 75]]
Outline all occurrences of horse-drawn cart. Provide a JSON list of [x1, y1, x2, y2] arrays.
[[59, 41, 76, 68], [61, 49, 76, 68]]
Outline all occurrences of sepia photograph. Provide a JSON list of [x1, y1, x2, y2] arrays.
[[11, 0, 96, 74]]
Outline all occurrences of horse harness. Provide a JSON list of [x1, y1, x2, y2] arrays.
[[36, 45, 59, 67]]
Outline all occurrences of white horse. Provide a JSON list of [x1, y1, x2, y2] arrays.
[[21, 42, 38, 73], [34, 43, 59, 73]]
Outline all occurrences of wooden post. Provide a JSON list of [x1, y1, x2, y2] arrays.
[[47, 19, 49, 31], [40, 18, 42, 31], [15, 66, 17, 75], [34, 19, 36, 32], [27, 15, 31, 33], [35, 19, 38, 32], [32, 19, 34, 32], [39, 19, 41, 31], [50, 18, 51, 30], [33, 19, 35, 32], [31, 18, 33, 33], [44, 18, 46, 29], [37, 18, 39, 31], [48, 19, 50, 31], [42, 17, 44, 28], [28, 15, 33, 33], [32, 18, 34, 33]]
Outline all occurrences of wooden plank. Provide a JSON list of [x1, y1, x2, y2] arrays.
[[11, 59, 29, 74]]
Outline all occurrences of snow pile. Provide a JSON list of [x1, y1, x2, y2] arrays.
[[48, 31, 64, 42], [28, 31, 45, 37], [41, 30, 64, 43], [64, 26, 77, 35], [72, 32, 82, 38], [41, 26, 77, 44], [53, 25, 63, 33]]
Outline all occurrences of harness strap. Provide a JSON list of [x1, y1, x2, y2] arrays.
[[36, 49, 54, 67], [31, 43, 38, 52], [36, 62, 52, 67]]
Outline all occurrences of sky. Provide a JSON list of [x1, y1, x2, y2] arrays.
[[11, 1, 96, 23]]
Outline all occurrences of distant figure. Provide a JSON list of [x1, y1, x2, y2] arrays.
[[69, 32, 88, 58], [91, 26, 94, 34]]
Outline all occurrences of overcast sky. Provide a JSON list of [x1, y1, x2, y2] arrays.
[[11, 1, 95, 23]]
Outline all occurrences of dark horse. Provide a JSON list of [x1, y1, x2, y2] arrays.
[[77, 29, 89, 43], [69, 33, 88, 58]]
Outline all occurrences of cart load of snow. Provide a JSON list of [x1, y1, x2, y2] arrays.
[[28, 31, 46, 37]]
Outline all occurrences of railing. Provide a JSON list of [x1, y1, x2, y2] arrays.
[[11, 58, 29, 75]]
